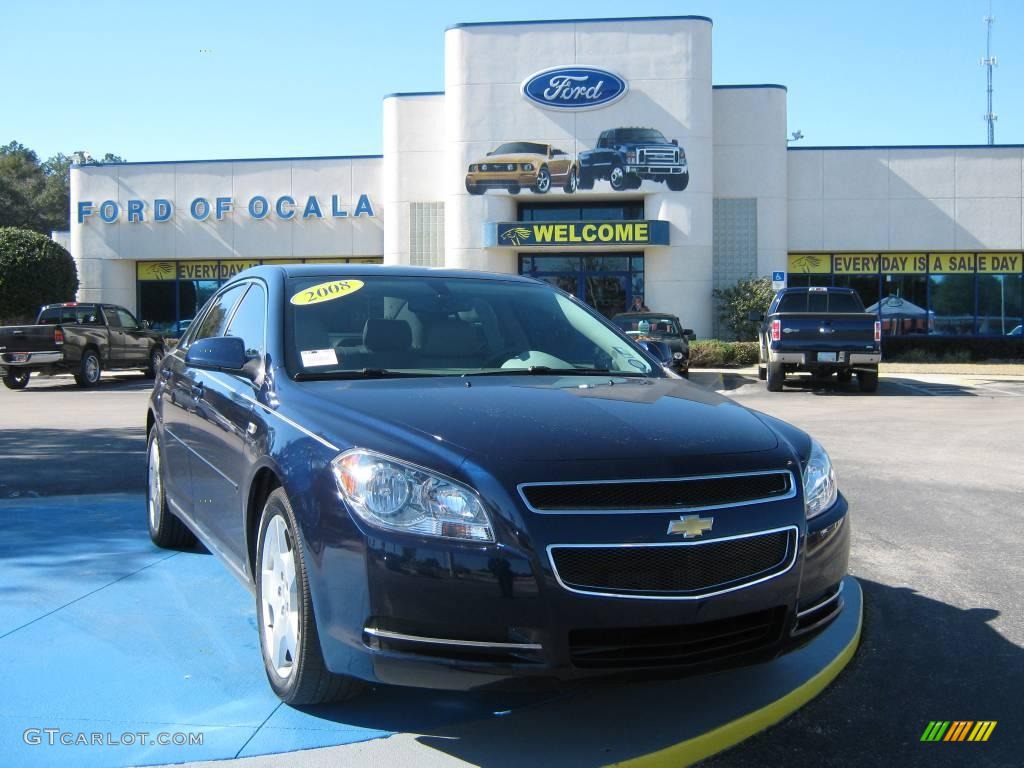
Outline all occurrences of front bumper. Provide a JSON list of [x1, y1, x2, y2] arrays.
[[625, 164, 687, 176], [309, 488, 850, 690], [466, 172, 538, 189]]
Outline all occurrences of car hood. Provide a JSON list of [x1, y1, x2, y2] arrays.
[[285, 375, 778, 464]]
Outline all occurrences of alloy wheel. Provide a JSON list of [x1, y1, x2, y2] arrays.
[[147, 436, 161, 531], [261, 514, 299, 679]]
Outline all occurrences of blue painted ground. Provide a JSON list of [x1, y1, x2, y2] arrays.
[[0, 494, 559, 768]]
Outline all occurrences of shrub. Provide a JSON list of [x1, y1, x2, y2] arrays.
[[0, 227, 78, 324], [690, 340, 760, 367], [712, 277, 775, 340]]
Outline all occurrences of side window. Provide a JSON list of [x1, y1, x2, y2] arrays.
[[116, 309, 138, 329], [189, 284, 247, 343], [225, 283, 267, 356], [103, 307, 122, 328], [37, 308, 62, 324]]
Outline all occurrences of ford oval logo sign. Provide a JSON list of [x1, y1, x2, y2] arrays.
[[521, 66, 628, 111]]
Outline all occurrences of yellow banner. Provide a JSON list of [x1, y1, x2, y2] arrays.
[[137, 261, 177, 281], [929, 252, 1023, 274], [787, 254, 832, 273], [832, 253, 928, 274], [176, 260, 260, 280]]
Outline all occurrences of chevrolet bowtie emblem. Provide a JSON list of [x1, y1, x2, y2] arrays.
[[667, 515, 714, 538]]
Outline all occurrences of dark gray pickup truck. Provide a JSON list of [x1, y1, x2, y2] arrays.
[[0, 303, 164, 390], [753, 287, 881, 393]]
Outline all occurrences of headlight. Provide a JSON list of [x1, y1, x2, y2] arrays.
[[332, 449, 494, 542], [802, 439, 838, 519], [522, 163, 534, 171], [468, 164, 478, 172], [672, 351, 684, 360]]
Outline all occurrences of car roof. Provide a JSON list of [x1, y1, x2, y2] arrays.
[[235, 264, 543, 284], [612, 311, 680, 320]]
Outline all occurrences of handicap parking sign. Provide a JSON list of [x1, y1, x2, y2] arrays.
[[771, 271, 786, 291]]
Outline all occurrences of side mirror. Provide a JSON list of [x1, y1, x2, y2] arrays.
[[682, 329, 697, 341], [672, 139, 679, 146], [747, 311, 764, 323], [186, 336, 247, 372]]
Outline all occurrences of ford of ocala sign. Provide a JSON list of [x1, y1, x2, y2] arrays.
[[521, 66, 627, 110]]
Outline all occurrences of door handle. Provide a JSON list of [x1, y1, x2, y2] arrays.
[[191, 381, 205, 399]]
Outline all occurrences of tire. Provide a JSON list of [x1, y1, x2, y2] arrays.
[[836, 369, 853, 384], [766, 362, 784, 392], [563, 166, 578, 194], [147, 429, 197, 549], [857, 368, 879, 393], [577, 169, 594, 190], [508, 185, 521, 195], [758, 366, 767, 381], [74, 349, 102, 387], [666, 173, 689, 192], [256, 488, 364, 705], [609, 164, 628, 191], [144, 346, 164, 379], [465, 181, 484, 195], [3, 370, 31, 390], [532, 166, 551, 194]]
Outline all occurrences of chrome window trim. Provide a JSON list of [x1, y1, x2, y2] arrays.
[[518, 469, 797, 515], [546, 524, 799, 601], [363, 627, 542, 651]]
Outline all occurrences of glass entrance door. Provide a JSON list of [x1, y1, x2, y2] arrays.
[[520, 254, 643, 318]]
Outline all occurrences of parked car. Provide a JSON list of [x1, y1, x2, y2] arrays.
[[147, 265, 850, 705], [578, 127, 689, 191], [465, 142, 578, 195], [0, 303, 165, 390], [753, 287, 881, 393], [611, 311, 695, 377]]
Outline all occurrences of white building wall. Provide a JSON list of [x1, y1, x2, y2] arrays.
[[712, 86, 788, 277], [444, 17, 715, 334], [383, 93, 447, 265], [787, 147, 1024, 252]]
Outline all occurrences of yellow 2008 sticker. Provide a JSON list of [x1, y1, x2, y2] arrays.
[[290, 279, 364, 306]]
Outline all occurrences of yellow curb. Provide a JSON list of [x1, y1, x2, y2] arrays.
[[606, 581, 863, 768]]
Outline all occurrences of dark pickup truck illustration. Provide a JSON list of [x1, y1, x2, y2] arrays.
[[752, 287, 881, 393], [578, 127, 689, 191], [0, 302, 165, 389]]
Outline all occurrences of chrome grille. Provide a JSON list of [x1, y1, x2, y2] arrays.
[[638, 147, 678, 165], [548, 527, 797, 599], [519, 471, 794, 514]]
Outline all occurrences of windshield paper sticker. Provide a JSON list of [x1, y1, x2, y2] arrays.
[[300, 349, 339, 367], [290, 279, 364, 306]]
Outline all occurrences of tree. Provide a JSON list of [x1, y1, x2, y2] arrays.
[[0, 227, 79, 324], [712, 276, 775, 340], [0, 141, 125, 235]]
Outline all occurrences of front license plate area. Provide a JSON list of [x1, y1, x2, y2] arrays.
[[817, 352, 838, 363]]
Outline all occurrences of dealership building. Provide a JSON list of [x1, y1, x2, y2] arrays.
[[69, 15, 1024, 337]]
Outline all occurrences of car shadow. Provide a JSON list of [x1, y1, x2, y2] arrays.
[[290, 580, 1021, 767], [715, 372, 979, 398], [0, 426, 148, 497], [3, 373, 155, 393]]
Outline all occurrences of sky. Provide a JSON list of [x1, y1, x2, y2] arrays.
[[2, 0, 1021, 163]]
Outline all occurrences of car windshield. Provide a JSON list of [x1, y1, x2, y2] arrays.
[[491, 142, 548, 155], [286, 275, 655, 378], [613, 316, 680, 336], [616, 129, 667, 143]]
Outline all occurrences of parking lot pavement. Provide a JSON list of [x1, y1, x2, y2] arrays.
[[696, 371, 1024, 767], [2, 370, 1021, 767]]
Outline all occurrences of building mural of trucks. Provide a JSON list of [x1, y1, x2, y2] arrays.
[[577, 127, 689, 191]]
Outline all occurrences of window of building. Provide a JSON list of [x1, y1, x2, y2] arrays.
[[880, 274, 929, 336], [410, 202, 444, 267], [518, 201, 644, 221], [834, 274, 880, 310], [929, 274, 976, 335], [977, 273, 1023, 336], [518, 253, 644, 318]]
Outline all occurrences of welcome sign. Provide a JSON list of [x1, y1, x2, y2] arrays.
[[489, 221, 670, 247]]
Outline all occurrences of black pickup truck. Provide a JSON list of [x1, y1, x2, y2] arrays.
[[753, 287, 881, 393], [0, 303, 165, 390], [577, 127, 689, 191]]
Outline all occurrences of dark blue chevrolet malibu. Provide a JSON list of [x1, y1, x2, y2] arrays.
[[146, 265, 849, 705]]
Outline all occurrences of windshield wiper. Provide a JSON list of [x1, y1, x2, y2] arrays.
[[462, 366, 643, 377], [293, 368, 437, 381]]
